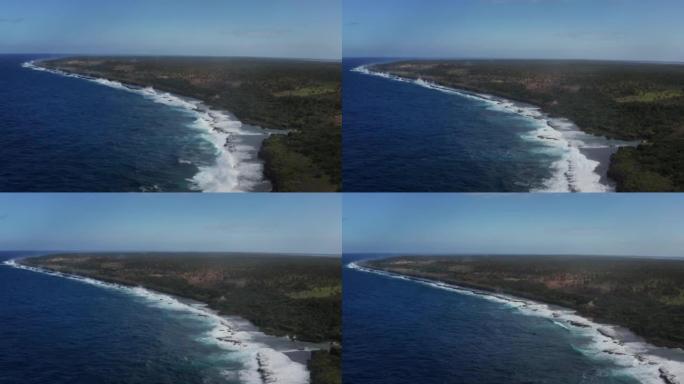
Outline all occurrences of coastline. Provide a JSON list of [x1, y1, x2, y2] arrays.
[[4, 257, 327, 384], [352, 64, 636, 192], [22, 59, 279, 193], [348, 261, 684, 384]]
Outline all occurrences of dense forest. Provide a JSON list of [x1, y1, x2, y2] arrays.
[[43, 57, 341, 192], [375, 60, 684, 191], [23, 253, 341, 384], [365, 255, 684, 349]]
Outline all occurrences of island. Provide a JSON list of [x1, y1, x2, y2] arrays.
[[21, 253, 341, 384], [361, 255, 684, 349], [40, 57, 341, 192], [371, 60, 684, 192]]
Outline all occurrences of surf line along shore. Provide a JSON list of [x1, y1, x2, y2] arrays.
[[4, 258, 328, 384], [23, 59, 287, 193], [352, 64, 637, 193], [348, 261, 684, 384]]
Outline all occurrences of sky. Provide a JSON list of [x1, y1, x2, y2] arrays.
[[344, 0, 684, 61], [0, 194, 341, 254], [0, 0, 340, 59], [343, 194, 684, 257]]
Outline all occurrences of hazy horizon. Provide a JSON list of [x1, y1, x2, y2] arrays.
[[0, 0, 341, 60], [343, 56, 684, 65], [343, 194, 684, 257], [344, 0, 684, 62], [0, 194, 341, 254], [0, 250, 342, 257], [343, 252, 684, 260], [1, 52, 343, 62]]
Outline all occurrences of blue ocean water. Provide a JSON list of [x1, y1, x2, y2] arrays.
[[343, 254, 649, 384], [0, 252, 312, 384], [0, 55, 266, 192], [342, 58, 620, 192]]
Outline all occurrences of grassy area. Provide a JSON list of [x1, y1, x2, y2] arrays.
[[42, 57, 341, 192], [364, 255, 684, 349], [374, 60, 684, 191], [616, 89, 684, 103], [21, 253, 342, 383]]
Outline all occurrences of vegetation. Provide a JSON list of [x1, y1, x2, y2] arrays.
[[42, 57, 341, 192], [364, 255, 684, 349], [375, 60, 684, 191], [22, 253, 341, 383], [308, 348, 342, 384]]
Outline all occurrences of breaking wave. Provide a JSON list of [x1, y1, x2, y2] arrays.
[[348, 261, 684, 384], [22, 60, 272, 192], [352, 65, 636, 193], [4, 258, 315, 384]]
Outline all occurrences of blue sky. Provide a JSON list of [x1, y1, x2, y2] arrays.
[[343, 194, 684, 257], [0, 0, 340, 59], [0, 194, 341, 254], [344, 0, 684, 61]]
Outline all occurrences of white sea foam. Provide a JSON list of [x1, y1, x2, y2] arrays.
[[4, 259, 313, 383], [348, 261, 684, 384], [352, 64, 636, 193], [22, 60, 274, 192]]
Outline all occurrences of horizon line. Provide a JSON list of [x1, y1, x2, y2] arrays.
[[0, 250, 342, 258], [344, 56, 684, 65], [0, 52, 342, 62], [343, 252, 684, 260]]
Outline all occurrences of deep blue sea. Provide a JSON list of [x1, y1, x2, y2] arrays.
[[343, 254, 679, 384], [0, 252, 313, 384], [0, 55, 268, 192], [342, 58, 624, 192]]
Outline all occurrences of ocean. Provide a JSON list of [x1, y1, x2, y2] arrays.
[[0, 55, 270, 192], [343, 254, 684, 384], [342, 58, 633, 192], [0, 252, 317, 384]]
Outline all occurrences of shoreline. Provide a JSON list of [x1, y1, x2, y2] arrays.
[[349, 261, 684, 384], [352, 64, 637, 192], [4, 257, 327, 384], [23, 59, 278, 193]]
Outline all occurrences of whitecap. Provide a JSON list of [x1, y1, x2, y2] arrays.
[[5, 259, 317, 384], [22, 60, 275, 192], [348, 261, 684, 384], [352, 64, 637, 193]]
